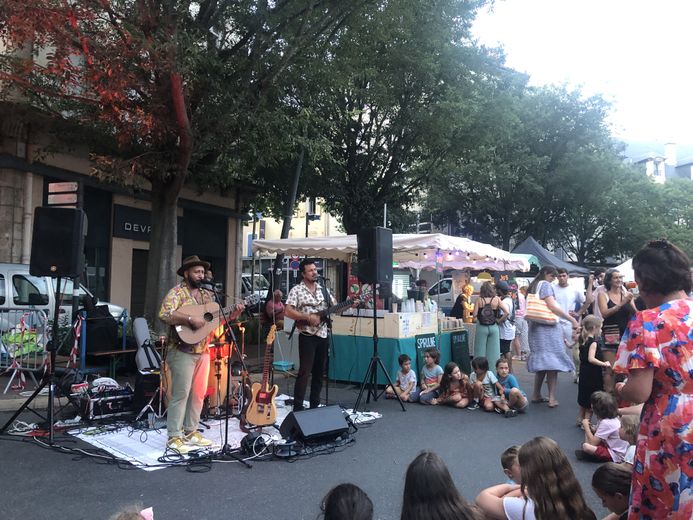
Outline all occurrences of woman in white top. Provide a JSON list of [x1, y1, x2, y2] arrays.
[[475, 436, 596, 520]]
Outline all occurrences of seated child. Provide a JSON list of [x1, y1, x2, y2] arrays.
[[320, 483, 373, 520], [591, 462, 632, 520], [385, 354, 419, 402], [577, 391, 629, 462], [618, 414, 639, 466], [431, 362, 471, 408], [500, 445, 522, 485], [496, 359, 528, 413], [469, 357, 514, 417], [418, 348, 443, 405]]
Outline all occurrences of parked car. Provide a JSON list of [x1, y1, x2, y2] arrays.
[[241, 273, 270, 312], [0, 263, 126, 331]]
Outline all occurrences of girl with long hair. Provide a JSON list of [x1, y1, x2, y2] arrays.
[[432, 362, 471, 408], [476, 436, 596, 520], [401, 451, 481, 520]]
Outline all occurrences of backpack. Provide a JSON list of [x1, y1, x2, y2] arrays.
[[478, 299, 498, 326]]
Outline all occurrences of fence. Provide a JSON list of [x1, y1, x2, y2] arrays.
[[0, 309, 49, 393]]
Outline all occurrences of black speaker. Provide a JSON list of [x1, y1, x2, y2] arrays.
[[279, 405, 349, 443], [30, 207, 86, 278], [357, 227, 393, 284]]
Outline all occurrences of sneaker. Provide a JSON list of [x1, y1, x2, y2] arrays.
[[167, 437, 194, 454], [467, 401, 479, 411], [184, 431, 213, 447], [504, 409, 518, 418]]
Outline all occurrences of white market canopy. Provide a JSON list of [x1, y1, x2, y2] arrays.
[[251, 233, 530, 272], [615, 258, 635, 282]]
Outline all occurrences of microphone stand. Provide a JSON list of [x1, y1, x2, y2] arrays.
[[202, 282, 252, 469]]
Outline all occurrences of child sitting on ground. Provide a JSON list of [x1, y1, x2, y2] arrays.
[[500, 445, 522, 485], [577, 391, 629, 462], [469, 356, 514, 417], [495, 359, 528, 413], [591, 462, 632, 520], [418, 348, 443, 405], [431, 362, 471, 408], [385, 354, 418, 402], [619, 414, 639, 466]]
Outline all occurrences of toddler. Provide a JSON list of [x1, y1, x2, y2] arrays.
[[431, 362, 471, 408], [500, 445, 521, 485], [577, 315, 609, 425], [385, 354, 418, 402], [418, 348, 443, 405], [469, 356, 513, 417], [495, 359, 528, 413], [577, 391, 628, 462], [619, 414, 639, 465]]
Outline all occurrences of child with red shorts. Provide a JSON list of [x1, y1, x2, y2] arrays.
[[576, 391, 629, 462]]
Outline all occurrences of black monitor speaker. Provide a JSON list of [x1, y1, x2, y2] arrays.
[[30, 207, 86, 278], [356, 227, 393, 284], [279, 405, 349, 443]]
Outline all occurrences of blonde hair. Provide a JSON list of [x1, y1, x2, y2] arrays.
[[581, 315, 603, 341], [619, 415, 639, 444]]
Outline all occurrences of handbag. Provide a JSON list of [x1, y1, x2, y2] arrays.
[[525, 283, 559, 325], [602, 324, 621, 346]]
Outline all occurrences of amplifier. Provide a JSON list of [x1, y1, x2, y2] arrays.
[[80, 392, 134, 420]]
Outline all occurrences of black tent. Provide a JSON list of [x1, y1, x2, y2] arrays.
[[512, 236, 589, 276]]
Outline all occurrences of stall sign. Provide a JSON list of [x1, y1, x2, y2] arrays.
[[415, 333, 438, 374]]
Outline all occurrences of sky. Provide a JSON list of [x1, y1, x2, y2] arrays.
[[472, 0, 693, 149]]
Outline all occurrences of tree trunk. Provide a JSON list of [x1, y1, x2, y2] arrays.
[[144, 175, 181, 329]]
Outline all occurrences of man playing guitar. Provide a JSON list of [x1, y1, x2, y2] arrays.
[[159, 255, 244, 453], [284, 259, 336, 412]]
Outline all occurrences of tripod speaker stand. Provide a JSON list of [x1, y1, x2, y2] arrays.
[[354, 227, 405, 412]]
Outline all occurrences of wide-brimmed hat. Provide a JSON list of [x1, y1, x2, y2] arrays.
[[177, 255, 210, 276]]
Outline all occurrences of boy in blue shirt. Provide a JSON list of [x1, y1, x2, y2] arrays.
[[496, 358, 528, 413]]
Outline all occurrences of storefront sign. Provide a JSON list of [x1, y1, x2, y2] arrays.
[[113, 204, 182, 243]]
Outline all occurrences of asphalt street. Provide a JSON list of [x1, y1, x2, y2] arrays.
[[0, 361, 609, 520]]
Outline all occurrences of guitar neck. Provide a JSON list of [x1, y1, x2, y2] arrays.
[[320, 299, 353, 317]]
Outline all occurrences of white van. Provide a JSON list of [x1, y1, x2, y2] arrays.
[[0, 263, 126, 331]]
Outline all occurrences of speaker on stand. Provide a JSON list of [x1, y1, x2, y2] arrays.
[[354, 227, 405, 412], [2, 207, 87, 444]]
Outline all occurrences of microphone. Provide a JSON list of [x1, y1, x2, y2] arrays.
[[199, 280, 216, 291]]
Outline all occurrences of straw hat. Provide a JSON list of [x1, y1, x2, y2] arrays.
[[177, 255, 210, 276]]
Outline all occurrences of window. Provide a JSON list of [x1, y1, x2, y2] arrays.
[[51, 278, 89, 306], [429, 279, 452, 295], [0, 274, 5, 305], [12, 275, 49, 306]]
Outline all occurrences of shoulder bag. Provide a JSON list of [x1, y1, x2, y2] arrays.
[[525, 282, 559, 325]]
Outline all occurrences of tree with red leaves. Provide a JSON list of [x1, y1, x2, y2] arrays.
[[0, 0, 369, 320]]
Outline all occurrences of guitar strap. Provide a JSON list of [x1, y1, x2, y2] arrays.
[[320, 283, 333, 332]]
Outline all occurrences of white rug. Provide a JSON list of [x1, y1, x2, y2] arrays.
[[68, 395, 380, 471]]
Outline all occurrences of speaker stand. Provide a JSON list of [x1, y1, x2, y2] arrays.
[[354, 287, 405, 412]]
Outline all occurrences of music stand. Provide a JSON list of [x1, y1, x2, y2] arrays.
[[354, 283, 406, 412]]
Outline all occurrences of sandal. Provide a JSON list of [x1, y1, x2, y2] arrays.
[[531, 397, 549, 403], [547, 401, 559, 408]]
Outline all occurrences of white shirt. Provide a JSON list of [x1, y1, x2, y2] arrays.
[[499, 296, 516, 340], [553, 284, 585, 345], [503, 497, 536, 520]]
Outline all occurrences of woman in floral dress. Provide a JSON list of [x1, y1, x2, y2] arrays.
[[614, 239, 692, 519]]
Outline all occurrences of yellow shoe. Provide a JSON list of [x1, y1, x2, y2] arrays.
[[184, 431, 213, 447], [167, 437, 193, 454]]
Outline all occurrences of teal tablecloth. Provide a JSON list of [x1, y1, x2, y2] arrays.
[[329, 331, 466, 385]]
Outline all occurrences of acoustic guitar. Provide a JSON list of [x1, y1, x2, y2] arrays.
[[294, 291, 372, 334], [245, 325, 278, 427], [175, 294, 260, 345]]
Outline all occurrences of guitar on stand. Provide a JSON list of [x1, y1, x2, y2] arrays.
[[175, 294, 260, 345], [244, 325, 278, 427]]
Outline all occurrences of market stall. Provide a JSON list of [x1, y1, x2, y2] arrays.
[[252, 233, 530, 382]]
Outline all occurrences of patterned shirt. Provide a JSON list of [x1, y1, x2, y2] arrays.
[[286, 281, 333, 338], [613, 298, 693, 520], [159, 282, 213, 354]]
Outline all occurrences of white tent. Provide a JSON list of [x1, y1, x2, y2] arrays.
[[615, 258, 635, 282], [251, 233, 530, 271]]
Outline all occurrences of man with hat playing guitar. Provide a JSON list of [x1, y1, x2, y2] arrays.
[[159, 255, 245, 453]]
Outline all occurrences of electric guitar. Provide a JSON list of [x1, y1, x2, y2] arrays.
[[294, 291, 372, 334], [175, 293, 260, 345], [245, 325, 278, 427]]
